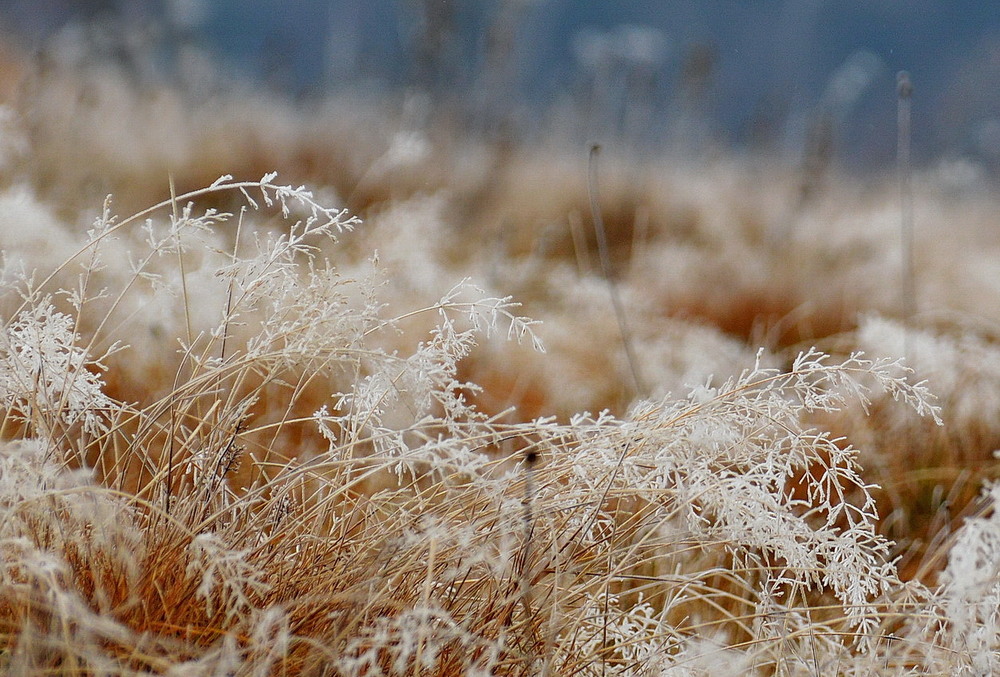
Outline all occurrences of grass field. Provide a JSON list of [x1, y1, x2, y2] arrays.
[[1, 44, 1000, 675]]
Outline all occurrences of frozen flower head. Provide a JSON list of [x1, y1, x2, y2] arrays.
[[0, 300, 117, 436]]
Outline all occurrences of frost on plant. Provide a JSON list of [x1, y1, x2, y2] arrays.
[[337, 604, 502, 677], [0, 440, 144, 672], [940, 480, 1000, 675], [187, 532, 270, 624], [555, 347, 940, 661], [0, 301, 117, 436], [0, 171, 962, 674], [321, 277, 543, 478]]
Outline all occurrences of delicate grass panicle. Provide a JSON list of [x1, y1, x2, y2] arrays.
[[939, 479, 1000, 676], [0, 173, 984, 676]]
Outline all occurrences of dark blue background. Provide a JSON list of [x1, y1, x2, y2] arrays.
[[2, 1, 999, 170]]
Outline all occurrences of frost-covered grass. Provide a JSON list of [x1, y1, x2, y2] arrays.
[[2, 50, 1000, 675]]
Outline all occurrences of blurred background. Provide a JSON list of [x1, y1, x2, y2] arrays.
[[1, 0, 999, 174]]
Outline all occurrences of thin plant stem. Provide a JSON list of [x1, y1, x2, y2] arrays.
[[588, 144, 644, 400], [897, 71, 915, 326]]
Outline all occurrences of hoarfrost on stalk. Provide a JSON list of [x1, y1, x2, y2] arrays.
[[0, 301, 117, 435]]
